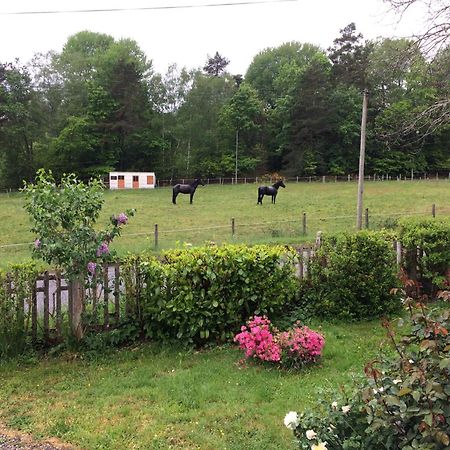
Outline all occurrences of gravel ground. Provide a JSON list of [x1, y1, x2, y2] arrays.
[[0, 427, 74, 450]]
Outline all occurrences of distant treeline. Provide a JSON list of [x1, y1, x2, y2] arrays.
[[0, 23, 449, 188]]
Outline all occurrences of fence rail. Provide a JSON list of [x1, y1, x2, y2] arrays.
[[155, 172, 450, 187]]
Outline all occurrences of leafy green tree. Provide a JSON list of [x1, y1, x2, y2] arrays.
[[328, 22, 372, 89], [0, 61, 44, 187], [219, 83, 265, 176]]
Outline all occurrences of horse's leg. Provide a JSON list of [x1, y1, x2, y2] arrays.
[[172, 190, 177, 204], [273, 193, 276, 204], [190, 191, 194, 204]]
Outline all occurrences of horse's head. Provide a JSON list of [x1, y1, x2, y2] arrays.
[[195, 178, 205, 186], [278, 180, 286, 188]]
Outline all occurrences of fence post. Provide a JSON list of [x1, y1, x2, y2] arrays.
[[315, 231, 322, 248], [432, 204, 436, 218], [154, 224, 159, 249], [296, 176, 298, 183], [70, 278, 84, 340], [396, 241, 402, 265], [114, 263, 120, 325], [347, 174, 351, 182], [43, 271, 49, 342], [302, 212, 307, 235], [231, 217, 235, 237], [103, 264, 109, 330], [56, 271, 62, 340], [365, 208, 369, 229]]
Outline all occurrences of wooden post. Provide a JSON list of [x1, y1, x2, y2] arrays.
[[31, 283, 37, 343], [432, 204, 436, 218], [114, 263, 120, 324], [396, 241, 402, 266], [356, 89, 368, 230], [70, 278, 84, 340], [302, 212, 307, 235], [154, 224, 159, 249], [43, 271, 49, 342], [365, 208, 369, 229], [56, 271, 62, 340], [103, 264, 109, 330], [231, 218, 235, 237], [315, 231, 322, 249], [322, 176, 325, 183]]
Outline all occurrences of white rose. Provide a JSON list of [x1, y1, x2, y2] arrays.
[[331, 401, 338, 409], [393, 379, 402, 385], [306, 429, 317, 440], [311, 442, 328, 450], [284, 411, 300, 430], [341, 405, 351, 414]]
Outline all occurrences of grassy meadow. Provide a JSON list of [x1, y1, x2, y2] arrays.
[[0, 320, 392, 450], [0, 179, 449, 267]]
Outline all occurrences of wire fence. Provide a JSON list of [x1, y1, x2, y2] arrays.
[[2, 205, 446, 258], [155, 172, 450, 187]]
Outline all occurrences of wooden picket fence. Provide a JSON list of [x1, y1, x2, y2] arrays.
[[4, 264, 122, 344]]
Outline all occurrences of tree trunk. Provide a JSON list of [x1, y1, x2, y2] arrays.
[[70, 278, 84, 340]]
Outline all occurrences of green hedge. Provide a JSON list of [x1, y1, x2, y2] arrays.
[[0, 262, 39, 358], [299, 231, 401, 320], [122, 244, 298, 345], [397, 217, 450, 295]]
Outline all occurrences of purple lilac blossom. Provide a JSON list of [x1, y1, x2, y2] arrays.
[[87, 261, 97, 275], [96, 242, 109, 257], [34, 239, 41, 249], [117, 213, 128, 225]]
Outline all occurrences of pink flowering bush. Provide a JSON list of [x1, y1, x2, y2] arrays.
[[234, 316, 325, 368]]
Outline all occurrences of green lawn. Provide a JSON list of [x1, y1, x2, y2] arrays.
[[0, 320, 392, 450], [1, 179, 449, 267]]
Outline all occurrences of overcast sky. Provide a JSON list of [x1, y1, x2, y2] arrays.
[[0, 0, 425, 75]]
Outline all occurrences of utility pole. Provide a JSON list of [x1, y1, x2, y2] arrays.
[[235, 129, 239, 184], [356, 89, 368, 230]]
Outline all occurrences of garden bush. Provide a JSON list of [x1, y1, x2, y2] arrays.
[[234, 315, 324, 368], [129, 244, 298, 345], [397, 217, 450, 296], [0, 262, 39, 358], [286, 302, 450, 449], [299, 230, 401, 320]]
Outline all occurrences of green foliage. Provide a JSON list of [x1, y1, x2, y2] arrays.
[[22, 169, 134, 280], [289, 304, 450, 450], [300, 231, 401, 320], [397, 217, 450, 293], [124, 244, 298, 345], [0, 261, 39, 358]]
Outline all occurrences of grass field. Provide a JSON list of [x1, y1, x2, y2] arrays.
[[0, 320, 392, 450], [0, 179, 449, 267]]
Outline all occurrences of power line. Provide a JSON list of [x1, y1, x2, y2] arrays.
[[1, 0, 298, 16]]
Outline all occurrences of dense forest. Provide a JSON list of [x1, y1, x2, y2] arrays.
[[0, 21, 449, 188]]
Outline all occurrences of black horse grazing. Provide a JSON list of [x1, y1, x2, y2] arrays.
[[257, 180, 286, 205], [172, 178, 205, 204]]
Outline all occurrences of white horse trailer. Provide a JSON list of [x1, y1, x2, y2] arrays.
[[109, 172, 156, 190]]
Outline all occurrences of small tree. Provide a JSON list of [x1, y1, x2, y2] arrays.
[[23, 169, 134, 339]]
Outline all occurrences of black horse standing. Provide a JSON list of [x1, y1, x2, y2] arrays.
[[257, 180, 286, 204], [172, 179, 205, 204]]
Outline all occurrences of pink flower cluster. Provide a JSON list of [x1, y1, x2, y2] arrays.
[[234, 316, 325, 367], [278, 325, 325, 363], [234, 316, 281, 362]]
